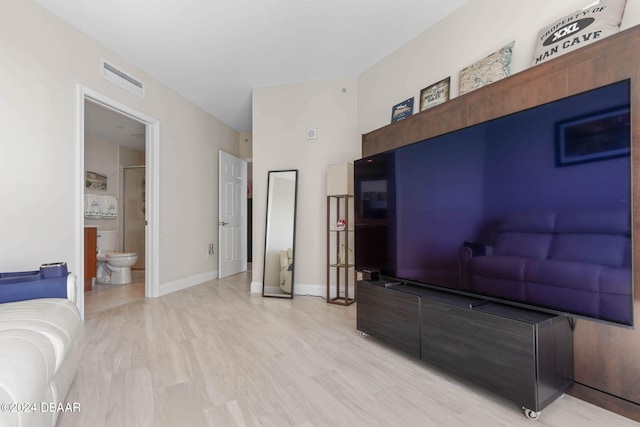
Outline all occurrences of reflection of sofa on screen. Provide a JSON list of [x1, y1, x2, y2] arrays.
[[459, 211, 631, 324]]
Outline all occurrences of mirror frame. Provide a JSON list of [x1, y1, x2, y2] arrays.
[[262, 169, 298, 298]]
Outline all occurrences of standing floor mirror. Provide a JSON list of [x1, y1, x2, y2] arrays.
[[262, 170, 298, 298]]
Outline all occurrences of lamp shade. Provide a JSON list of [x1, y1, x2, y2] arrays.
[[326, 162, 354, 196]]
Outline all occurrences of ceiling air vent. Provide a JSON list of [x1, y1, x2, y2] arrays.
[[101, 59, 145, 97]]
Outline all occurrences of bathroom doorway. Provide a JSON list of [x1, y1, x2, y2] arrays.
[[83, 102, 147, 316], [77, 87, 160, 319]]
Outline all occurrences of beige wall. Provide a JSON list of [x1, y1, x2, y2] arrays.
[[358, 0, 640, 134], [0, 0, 239, 313], [252, 77, 359, 294], [238, 132, 253, 159]]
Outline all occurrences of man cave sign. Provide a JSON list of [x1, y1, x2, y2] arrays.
[[532, 0, 627, 66]]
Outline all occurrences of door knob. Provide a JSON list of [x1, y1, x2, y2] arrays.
[[219, 221, 229, 226]]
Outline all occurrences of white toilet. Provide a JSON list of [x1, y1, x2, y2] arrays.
[[96, 230, 138, 285]]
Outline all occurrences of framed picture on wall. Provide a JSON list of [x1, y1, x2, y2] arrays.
[[86, 171, 108, 191], [391, 97, 414, 123], [555, 107, 630, 166], [420, 77, 450, 111]]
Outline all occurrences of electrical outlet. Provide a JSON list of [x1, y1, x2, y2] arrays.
[[207, 243, 215, 257]]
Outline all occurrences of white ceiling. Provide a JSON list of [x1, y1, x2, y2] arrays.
[[85, 100, 146, 152], [33, 0, 468, 133]]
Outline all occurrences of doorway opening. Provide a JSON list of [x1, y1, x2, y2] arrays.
[[76, 86, 159, 319]]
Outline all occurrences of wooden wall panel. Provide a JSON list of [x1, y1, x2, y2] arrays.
[[361, 25, 640, 421], [463, 70, 569, 126], [361, 124, 406, 158], [404, 100, 467, 148]]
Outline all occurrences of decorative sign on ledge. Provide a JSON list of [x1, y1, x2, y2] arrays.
[[420, 77, 450, 112], [391, 97, 414, 123], [531, 0, 627, 66], [459, 41, 514, 95]]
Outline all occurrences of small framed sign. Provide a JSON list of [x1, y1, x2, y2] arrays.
[[420, 77, 450, 111], [391, 97, 414, 123]]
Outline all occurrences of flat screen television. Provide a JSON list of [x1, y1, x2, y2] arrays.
[[355, 79, 633, 327]]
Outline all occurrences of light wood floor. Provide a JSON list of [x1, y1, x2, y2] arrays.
[[59, 270, 639, 427], [84, 270, 145, 317]]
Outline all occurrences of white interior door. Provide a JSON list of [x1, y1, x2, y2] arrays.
[[219, 151, 247, 278]]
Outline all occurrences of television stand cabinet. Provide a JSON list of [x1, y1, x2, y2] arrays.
[[356, 280, 574, 419]]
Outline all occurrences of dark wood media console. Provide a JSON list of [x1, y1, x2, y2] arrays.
[[357, 280, 574, 419]]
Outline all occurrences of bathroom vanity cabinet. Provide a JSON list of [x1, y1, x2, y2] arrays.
[[84, 227, 97, 291]]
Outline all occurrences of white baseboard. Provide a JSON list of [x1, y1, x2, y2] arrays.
[[250, 281, 262, 293], [294, 283, 325, 297], [159, 270, 218, 297], [250, 281, 325, 298]]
